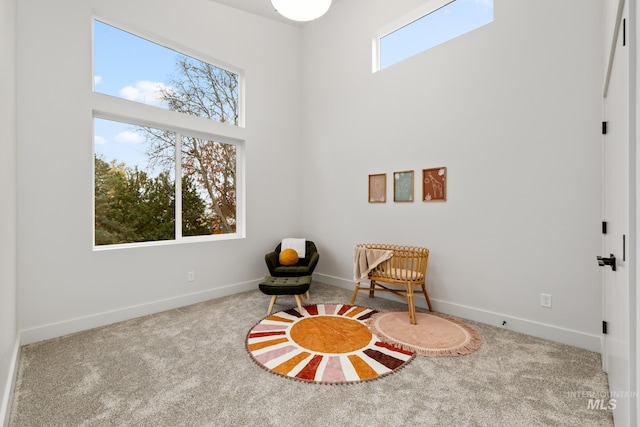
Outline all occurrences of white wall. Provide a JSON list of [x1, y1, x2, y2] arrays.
[[15, 0, 606, 353], [302, 0, 604, 350], [0, 0, 18, 420], [16, 0, 304, 342]]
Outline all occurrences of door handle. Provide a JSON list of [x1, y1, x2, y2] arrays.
[[597, 254, 616, 271]]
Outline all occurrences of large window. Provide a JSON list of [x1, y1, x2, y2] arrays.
[[374, 0, 494, 71], [93, 19, 243, 248]]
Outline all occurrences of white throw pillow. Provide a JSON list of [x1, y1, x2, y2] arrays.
[[281, 238, 306, 258]]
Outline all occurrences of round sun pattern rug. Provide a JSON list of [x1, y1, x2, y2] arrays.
[[246, 304, 414, 384]]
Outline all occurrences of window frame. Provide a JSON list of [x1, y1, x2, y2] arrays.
[[92, 17, 246, 250]]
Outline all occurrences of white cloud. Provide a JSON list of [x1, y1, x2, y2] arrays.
[[94, 75, 103, 85], [115, 131, 146, 144], [94, 135, 107, 145], [118, 80, 170, 106]]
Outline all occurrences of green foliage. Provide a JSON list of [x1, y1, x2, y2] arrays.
[[181, 175, 213, 237], [94, 155, 210, 245], [94, 54, 238, 245]]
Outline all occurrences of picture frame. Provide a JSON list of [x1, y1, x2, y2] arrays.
[[368, 173, 386, 203], [393, 170, 414, 202], [422, 167, 447, 202]]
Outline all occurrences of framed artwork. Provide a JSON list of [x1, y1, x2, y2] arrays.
[[368, 173, 386, 203], [422, 167, 447, 202], [393, 170, 414, 202]]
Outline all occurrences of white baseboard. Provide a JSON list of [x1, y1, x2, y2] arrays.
[[18, 273, 603, 354], [0, 336, 20, 427], [20, 279, 261, 345], [315, 273, 603, 354]]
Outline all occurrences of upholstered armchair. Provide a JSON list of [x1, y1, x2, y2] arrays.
[[265, 240, 320, 277]]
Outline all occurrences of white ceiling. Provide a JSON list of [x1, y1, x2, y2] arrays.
[[211, 0, 340, 27]]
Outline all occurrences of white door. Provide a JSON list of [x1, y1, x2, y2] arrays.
[[602, 0, 631, 425]]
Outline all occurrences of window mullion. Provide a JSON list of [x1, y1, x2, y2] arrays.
[[175, 132, 183, 240]]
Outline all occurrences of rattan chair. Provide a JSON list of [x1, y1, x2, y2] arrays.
[[351, 243, 431, 325]]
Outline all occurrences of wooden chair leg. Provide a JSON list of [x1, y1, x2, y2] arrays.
[[267, 295, 277, 315], [421, 283, 433, 311], [350, 282, 361, 304], [368, 280, 376, 298], [407, 287, 417, 325], [294, 295, 304, 314]]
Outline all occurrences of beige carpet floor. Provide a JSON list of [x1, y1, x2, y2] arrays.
[[9, 283, 613, 426]]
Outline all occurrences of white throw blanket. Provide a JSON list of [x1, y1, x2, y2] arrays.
[[353, 246, 394, 281], [281, 238, 306, 258]]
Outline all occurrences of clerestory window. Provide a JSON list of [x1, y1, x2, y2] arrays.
[[374, 0, 494, 71]]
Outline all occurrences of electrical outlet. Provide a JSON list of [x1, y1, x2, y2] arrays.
[[188, 271, 195, 282], [540, 293, 552, 308]]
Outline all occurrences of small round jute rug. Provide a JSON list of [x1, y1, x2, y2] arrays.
[[246, 304, 414, 384], [367, 311, 482, 357]]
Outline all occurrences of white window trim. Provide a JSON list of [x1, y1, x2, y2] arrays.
[[91, 16, 246, 250], [93, 106, 246, 251]]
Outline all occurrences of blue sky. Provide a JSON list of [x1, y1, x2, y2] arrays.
[[93, 20, 180, 172], [93, 20, 176, 105], [380, 0, 494, 69], [94, 0, 493, 168]]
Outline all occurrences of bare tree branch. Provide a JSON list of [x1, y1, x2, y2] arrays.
[[140, 55, 238, 234]]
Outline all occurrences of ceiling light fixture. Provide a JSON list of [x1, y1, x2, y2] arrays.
[[271, 0, 332, 22]]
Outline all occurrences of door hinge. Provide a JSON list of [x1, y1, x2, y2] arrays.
[[602, 121, 608, 135], [602, 221, 607, 234], [623, 18, 626, 46], [603, 321, 608, 334]]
